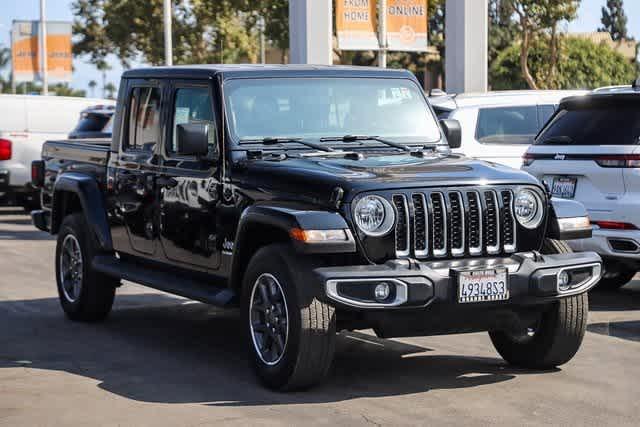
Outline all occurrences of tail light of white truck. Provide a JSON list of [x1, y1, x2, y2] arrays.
[[0, 138, 11, 160]]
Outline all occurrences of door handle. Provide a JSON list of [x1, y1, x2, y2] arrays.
[[156, 176, 178, 189]]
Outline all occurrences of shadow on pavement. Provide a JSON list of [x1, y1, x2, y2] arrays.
[[589, 280, 640, 312], [0, 293, 543, 406], [0, 229, 54, 241], [587, 321, 640, 342]]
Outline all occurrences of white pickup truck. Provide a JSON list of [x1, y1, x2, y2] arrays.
[[0, 95, 115, 210]]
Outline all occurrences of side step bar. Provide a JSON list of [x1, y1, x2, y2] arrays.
[[92, 255, 236, 307]]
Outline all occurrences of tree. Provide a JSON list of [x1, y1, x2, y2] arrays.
[[509, 0, 581, 90], [491, 36, 636, 90], [72, 0, 266, 67], [599, 0, 631, 41], [103, 82, 117, 99], [96, 60, 110, 98], [88, 80, 97, 97], [489, 0, 518, 68]]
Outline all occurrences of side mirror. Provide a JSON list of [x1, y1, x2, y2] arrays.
[[176, 123, 210, 157], [440, 119, 462, 149]]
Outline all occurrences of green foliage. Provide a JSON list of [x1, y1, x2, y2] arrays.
[[599, 0, 630, 41], [491, 36, 636, 90], [72, 0, 283, 66]]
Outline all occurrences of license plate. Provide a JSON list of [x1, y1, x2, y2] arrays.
[[458, 268, 509, 303], [551, 177, 577, 199]]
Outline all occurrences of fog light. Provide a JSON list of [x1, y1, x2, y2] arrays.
[[374, 282, 391, 301], [558, 271, 571, 291]]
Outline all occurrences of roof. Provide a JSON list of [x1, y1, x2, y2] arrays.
[[560, 91, 640, 109], [122, 64, 415, 80], [429, 90, 589, 111]]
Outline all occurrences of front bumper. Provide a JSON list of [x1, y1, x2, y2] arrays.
[[313, 251, 601, 336]]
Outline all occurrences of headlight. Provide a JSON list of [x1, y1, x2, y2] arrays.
[[514, 189, 544, 229], [353, 195, 395, 236]]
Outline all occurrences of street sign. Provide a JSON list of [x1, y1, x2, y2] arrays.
[[11, 20, 72, 83], [336, 0, 380, 50]]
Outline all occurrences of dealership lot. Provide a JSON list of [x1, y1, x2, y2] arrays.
[[0, 206, 638, 426]]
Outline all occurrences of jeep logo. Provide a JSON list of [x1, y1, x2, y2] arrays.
[[554, 154, 566, 160]]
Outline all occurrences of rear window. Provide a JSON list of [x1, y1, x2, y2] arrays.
[[536, 105, 640, 145], [476, 106, 540, 145], [73, 113, 112, 132]]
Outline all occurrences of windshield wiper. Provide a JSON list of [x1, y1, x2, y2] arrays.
[[239, 137, 334, 152], [538, 135, 573, 145], [319, 135, 432, 157]]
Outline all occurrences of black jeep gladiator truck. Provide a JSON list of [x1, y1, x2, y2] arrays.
[[31, 65, 601, 390]]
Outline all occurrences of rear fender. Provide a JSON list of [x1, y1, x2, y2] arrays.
[[51, 172, 113, 251]]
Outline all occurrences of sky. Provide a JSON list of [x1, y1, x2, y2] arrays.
[[0, 0, 638, 97]]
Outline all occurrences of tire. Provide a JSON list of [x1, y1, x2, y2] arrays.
[[599, 261, 636, 291], [55, 213, 118, 322], [242, 243, 336, 391], [489, 238, 588, 369]]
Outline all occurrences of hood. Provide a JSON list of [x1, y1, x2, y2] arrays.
[[235, 152, 542, 204]]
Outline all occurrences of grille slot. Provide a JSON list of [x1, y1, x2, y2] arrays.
[[393, 194, 410, 257], [449, 192, 465, 256], [483, 191, 500, 255], [501, 190, 516, 253], [430, 193, 447, 257], [466, 191, 483, 255], [412, 193, 428, 258]]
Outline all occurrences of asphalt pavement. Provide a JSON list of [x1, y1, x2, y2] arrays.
[[0, 206, 638, 426]]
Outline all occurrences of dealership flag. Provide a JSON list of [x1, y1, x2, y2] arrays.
[[385, 0, 428, 51], [336, 0, 380, 50], [11, 20, 73, 84]]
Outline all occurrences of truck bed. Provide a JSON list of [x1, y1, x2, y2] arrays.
[[40, 139, 112, 210]]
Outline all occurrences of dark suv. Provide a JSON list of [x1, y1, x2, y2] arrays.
[[32, 65, 600, 390]]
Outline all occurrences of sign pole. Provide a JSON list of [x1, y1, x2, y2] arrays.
[[378, 0, 387, 68], [40, 0, 48, 95], [163, 0, 173, 66]]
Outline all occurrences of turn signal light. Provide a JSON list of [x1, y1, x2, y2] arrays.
[[0, 138, 11, 160], [289, 228, 348, 243], [593, 221, 638, 230], [595, 154, 640, 168]]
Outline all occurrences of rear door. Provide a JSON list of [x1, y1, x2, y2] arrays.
[[112, 80, 165, 256], [525, 100, 640, 217]]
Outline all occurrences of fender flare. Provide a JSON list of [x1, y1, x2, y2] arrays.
[[229, 203, 356, 289], [51, 172, 113, 252]]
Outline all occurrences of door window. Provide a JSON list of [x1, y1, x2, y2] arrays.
[[475, 106, 539, 145], [126, 86, 161, 152], [170, 87, 216, 155]]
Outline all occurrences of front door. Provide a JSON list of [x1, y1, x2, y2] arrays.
[[158, 83, 222, 270], [113, 83, 164, 256]]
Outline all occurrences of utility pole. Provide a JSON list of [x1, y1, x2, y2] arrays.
[[259, 16, 266, 64], [378, 0, 387, 68], [163, 0, 173, 66], [40, 0, 48, 95]]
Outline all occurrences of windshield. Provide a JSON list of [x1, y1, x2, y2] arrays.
[[536, 105, 640, 145], [223, 78, 443, 145]]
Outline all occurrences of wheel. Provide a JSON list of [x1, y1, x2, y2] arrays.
[[599, 261, 636, 290], [55, 213, 118, 321], [242, 243, 336, 391], [489, 238, 588, 369]]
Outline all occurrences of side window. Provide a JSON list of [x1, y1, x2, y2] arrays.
[[126, 86, 161, 151], [538, 104, 556, 128], [475, 106, 539, 145], [171, 87, 216, 154]]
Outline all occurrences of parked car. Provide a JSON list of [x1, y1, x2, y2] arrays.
[[0, 95, 115, 210], [430, 90, 588, 169], [32, 65, 600, 390], [68, 105, 115, 139], [523, 85, 640, 289]]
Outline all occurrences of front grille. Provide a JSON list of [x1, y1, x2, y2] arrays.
[[392, 188, 518, 259]]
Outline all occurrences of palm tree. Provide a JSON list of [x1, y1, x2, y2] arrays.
[[96, 60, 112, 98], [104, 82, 117, 99], [88, 80, 97, 97]]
